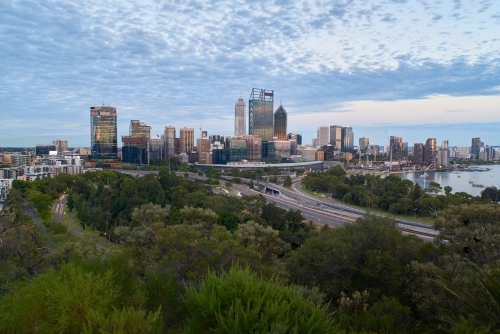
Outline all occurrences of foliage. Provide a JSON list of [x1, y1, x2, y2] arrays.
[[0, 259, 160, 333], [435, 204, 500, 265], [183, 267, 339, 334], [234, 221, 290, 263], [286, 215, 423, 302]]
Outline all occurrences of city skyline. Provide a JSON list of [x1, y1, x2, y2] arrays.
[[0, 1, 499, 147]]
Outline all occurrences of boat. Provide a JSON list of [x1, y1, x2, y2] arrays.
[[457, 175, 461, 178], [472, 184, 485, 188], [468, 180, 474, 184]]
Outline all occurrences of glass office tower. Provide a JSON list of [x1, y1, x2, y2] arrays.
[[273, 104, 287, 141], [249, 88, 274, 141], [341, 126, 354, 153], [90, 105, 117, 160]]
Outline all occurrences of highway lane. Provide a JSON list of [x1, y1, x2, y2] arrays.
[[232, 184, 349, 227]]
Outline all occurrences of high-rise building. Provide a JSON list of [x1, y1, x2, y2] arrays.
[[52, 140, 68, 155], [164, 126, 176, 159], [471, 137, 481, 159], [122, 136, 149, 164], [249, 88, 274, 141], [413, 143, 424, 163], [90, 105, 117, 160], [317, 126, 329, 147], [424, 138, 437, 166], [130, 120, 151, 139], [149, 135, 164, 161], [287, 133, 302, 145], [389, 136, 403, 161], [36, 144, 57, 156], [243, 135, 262, 162], [341, 126, 354, 152], [273, 105, 287, 140], [359, 137, 369, 152], [226, 136, 247, 162], [235, 97, 246, 136], [197, 137, 211, 164], [179, 127, 194, 153], [329, 125, 342, 150]]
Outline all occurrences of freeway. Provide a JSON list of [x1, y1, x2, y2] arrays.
[[116, 169, 438, 238]]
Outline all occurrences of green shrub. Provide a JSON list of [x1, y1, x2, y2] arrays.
[[183, 267, 339, 333]]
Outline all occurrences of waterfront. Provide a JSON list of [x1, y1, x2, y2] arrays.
[[398, 164, 500, 197]]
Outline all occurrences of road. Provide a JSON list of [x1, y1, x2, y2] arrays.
[[53, 194, 109, 249], [117, 169, 438, 238]]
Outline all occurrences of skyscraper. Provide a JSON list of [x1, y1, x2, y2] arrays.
[[90, 105, 117, 160], [329, 125, 342, 150], [130, 120, 151, 138], [179, 127, 194, 153], [413, 143, 424, 163], [234, 97, 246, 136], [359, 137, 369, 152], [164, 126, 176, 159], [249, 88, 274, 141], [424, 138, 436, 166], [341, 126, 354, 152], [471, 137, 481, 159], [52, 139, 68, 155], [273, 104, 287, 140], [317, 126, 329, 147], [389, 136, 403, 161]]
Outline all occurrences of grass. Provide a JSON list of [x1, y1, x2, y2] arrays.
[[63, 206, 119, 251], [299, 184, 436, 226]]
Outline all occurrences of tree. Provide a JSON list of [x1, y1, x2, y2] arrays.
[[66, 193, 75, 212], [183, 267, 339, 334], [435, 204, 500, 265], [286, 215, 423, 301], [428, 181, 442, 195], [0, 261, 161, 333], [283, 175, 292, 187], [444, 186, 453, 196], [234, 221, 289, 263]]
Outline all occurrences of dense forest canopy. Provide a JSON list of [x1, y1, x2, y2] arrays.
[[0, 168, 499, 333]]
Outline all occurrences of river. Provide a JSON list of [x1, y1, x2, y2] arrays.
[[397, 164, 500, 197]]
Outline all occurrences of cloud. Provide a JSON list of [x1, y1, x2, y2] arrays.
[[0, 0, 499, 146]]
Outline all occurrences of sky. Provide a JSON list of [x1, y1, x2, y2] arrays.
[[0, 0, 499, 148]]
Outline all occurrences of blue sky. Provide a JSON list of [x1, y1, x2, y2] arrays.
[[0, 0, 499, 148]]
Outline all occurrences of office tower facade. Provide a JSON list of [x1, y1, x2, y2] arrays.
[[130, 120, 151, 139], [149, 135, 164, 161], [179, 127, 194, 153], [471, 137, 481, 159], [36, 144, 57, 156], [359, 137, 369, 152], [52, 140, 68, 155], [164, 126, 176, 159], [389, 136, 403, 161], [244, 135, 262, 162], [90, 105, 117, 160], [122, 136, 149, 165], [424, 138, 437, 166], [249, 88, 274, 141], [197, 131, 211, 164], [266, 140, 291, 162], [341, 126, 354, 152], [287, 133, 302, 145], [312, 138, 319, 147], [226, 136, 247, 162], [322, 145, 335, 161], [273, 105, 287, 140], [235, 98, 246, 136], [317, 126, 329, 147], [329, 125, 342, 150], [413, 143, 424, 163]]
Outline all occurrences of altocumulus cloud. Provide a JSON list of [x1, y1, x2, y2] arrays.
[[0, 0, 498, 146]]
